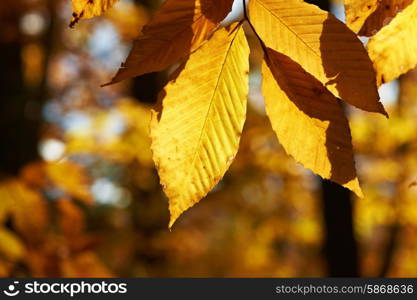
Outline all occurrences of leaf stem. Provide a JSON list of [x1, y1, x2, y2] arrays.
[[242, 0, 269, 55]]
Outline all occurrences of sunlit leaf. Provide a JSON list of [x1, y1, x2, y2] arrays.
[[151, 24, 250, 227], [262, 49, 362, 196], [61, 251, 113, 277], [65, 99, 153, 165], [70, 0, 120, 27], [108, 0, 234, 84], [248, 0, 386, 115]]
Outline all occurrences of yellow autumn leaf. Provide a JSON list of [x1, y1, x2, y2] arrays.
[[61, 251, 113, 277], [368, 1, 417, 85], [151, 24, 250, 227], [106, 1, 150, 40], [248, 0, 386, 115], [345, 0, 412, 36], [262, 49, 362, 197], [65, 99, 153, 165], [108, 0, 234, 84], [46, 161, 93, 204], [70, 0, 120, 27], [1, 179, 49, 239], [0, 229, 25, 261], [345, 0, 379, 33]]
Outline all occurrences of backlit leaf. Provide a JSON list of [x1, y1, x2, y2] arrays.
[[108, 0, 234, 84], [0, 180, 48, 239], [151, 24, 249, 227], [262, 49, 362, 196], [70, 0, 120, 27], [345, 0, 413, 36], [367, 0, 417, 85], [248, 0, 386, 115]]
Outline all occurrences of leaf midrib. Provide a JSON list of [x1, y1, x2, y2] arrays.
[[185, 29, 242, 191], [253, 0, 324, 62]]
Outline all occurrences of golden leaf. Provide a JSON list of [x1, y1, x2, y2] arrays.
[[368, 1, 417, 85], [151, 24, 250, 227], [262, 49, 362, 196], [61, 251, 113, 277], [108, 0, 234, 84], [345, 0, 379, 33], [70, 0, 120, 27], [0, 179, 48, 239], [248, 0, 386, 115], [345, 0, 413, 36], [0, 229, 25, 261]]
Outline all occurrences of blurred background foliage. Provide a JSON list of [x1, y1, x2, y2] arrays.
[[1, 0, 417, 277]]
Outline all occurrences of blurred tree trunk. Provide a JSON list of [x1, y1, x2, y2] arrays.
[[0, 0, 54, 176], [306, 0, 360, 277]]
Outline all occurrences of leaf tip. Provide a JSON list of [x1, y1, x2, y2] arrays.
[[168, 208, 181, 230], [374, 101, 389, 118], [346, 178, 363, 198]]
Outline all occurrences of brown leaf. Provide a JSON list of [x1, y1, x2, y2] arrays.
[[108, 0, 234, 85], [345, 0, 413, 36]]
